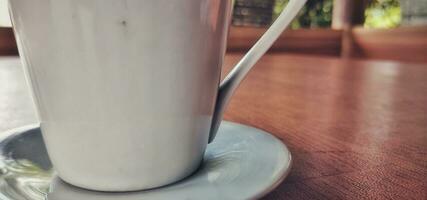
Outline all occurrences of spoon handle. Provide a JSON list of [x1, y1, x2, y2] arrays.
[[209, 0, 307, 143]]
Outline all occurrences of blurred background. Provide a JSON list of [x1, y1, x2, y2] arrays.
[[1, 0, 426, 62]]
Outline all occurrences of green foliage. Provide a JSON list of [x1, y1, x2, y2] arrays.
[[273, 0, 333, 29], [364, 0, 401, 28]]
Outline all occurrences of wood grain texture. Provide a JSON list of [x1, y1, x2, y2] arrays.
[[1, 54, 427, 199], [222, 53, 427, 200]]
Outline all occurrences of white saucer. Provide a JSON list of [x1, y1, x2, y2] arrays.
[[0, 121, 291, 200]]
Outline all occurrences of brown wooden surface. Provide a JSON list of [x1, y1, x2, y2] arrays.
[[222, 54, 427, 199], [227, 27, 343, 56], [1, 54, 427, 199], [0, 27, 18, 55], [351, 26, 427, 63]]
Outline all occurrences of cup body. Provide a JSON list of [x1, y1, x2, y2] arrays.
[[9, 0, 232, 191]]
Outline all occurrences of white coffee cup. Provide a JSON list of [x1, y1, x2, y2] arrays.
[[8, 0, 306, 191]]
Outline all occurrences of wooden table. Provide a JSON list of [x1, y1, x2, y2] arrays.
[[1, 54, 426, 199]]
